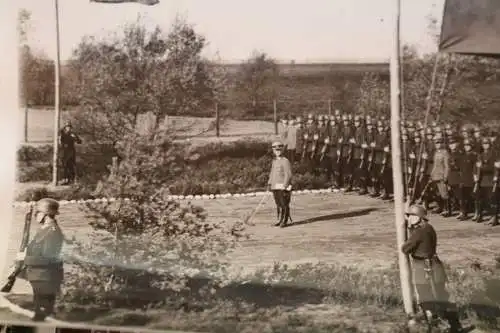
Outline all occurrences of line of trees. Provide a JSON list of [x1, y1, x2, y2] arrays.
[[17, 9, 500, 126]]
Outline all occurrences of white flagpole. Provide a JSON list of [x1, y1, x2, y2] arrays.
[[52, 0, 61, 186], [389, 0, 414, 317]]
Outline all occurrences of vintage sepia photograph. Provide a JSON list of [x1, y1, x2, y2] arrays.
[[0, 0, 499, 332]]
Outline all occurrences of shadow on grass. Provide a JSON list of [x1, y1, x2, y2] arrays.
[[289, 207, 378, 227]]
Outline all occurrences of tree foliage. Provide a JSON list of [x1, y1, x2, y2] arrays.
[[231, 51, 280, 117], [67, 17, 226, 142]]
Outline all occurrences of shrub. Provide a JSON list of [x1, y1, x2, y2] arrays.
[[58, 131, 247, 315]]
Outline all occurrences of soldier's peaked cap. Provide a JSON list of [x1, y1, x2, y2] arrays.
[[272, 141, 284, 148], [482, 137, 490, 144], [463, 139, 472, 146]]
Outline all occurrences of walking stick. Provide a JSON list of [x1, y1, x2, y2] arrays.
[[243, 191, 271, 226]]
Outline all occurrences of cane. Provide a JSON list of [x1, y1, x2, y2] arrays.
[[243, 191, 271, 226]]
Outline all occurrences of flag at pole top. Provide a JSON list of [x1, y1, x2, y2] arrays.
[[439, 0, 500, 57], [91, 0, 160, 5]]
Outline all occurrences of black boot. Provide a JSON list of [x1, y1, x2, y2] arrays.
[[273, 207, 282, 226], [433, 198, 443, 214], [280, 206, 289, 228], [441, 199, 452, 217], [472, 201, 482, 222], [444, 310, 464, 333]]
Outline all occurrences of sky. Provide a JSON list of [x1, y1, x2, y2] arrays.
[[9, 0, 444, 63]]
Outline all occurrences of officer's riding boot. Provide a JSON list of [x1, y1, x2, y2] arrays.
[[358, 177, 368, 195], [280, 206, 289, 228], [274, 207, 282, 226], [31, 294, 46, 322], [444, 310, 463, 333]]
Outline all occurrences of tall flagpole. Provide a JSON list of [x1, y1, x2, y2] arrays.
[[52, 0, 61, 186], [390, 0, 414, 317]]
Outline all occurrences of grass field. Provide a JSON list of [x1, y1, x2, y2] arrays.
[[4, 189, 500, 332], [19, 108, 278, 145]]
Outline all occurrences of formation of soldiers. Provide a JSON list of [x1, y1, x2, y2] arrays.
[[279, 110, 500, 226]]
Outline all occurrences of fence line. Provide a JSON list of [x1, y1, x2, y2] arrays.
[[21, 98, 349, 142]]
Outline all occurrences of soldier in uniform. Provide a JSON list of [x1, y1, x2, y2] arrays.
[[472, 137, 496, 222], [472, 127, 482, 154], [402, 205, 464, 333], [350, 115, 365, 192], [489, 159, 500, 226], [18, 198, 64, 321], [416, 128, 435, 207], [339, 114, 354, 190], [371, 121, 388, 198], [457, 139, 476, 221], [447, 138, 462, 216], [59, 121, 82, 185], [295, 117, 304, 163], [327, 116, 342, 188], [360, 118, 376, 195], [268, 141, 292, 228], [430, 137, 451, 216], [285, 118, 297, 164]]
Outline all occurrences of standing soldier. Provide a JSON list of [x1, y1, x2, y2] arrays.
[[371, 121, 387, 198], [472, 137, 496, 223], [472, 127, 482, 154], [327, 116, 342, 189], [359, 118, 376, 195], [295, 117, 304, 163], [18, 198, 64, 321], [339, 114, 354, 190], [457, 139, 477, 221], [430, 137, 451, 216], [379, 125, 392, 200], [418, 128, 436, 208], [447, 138, 462, 217], [268, 141, 292, 228], [489, 159, 500, 226], [285, 118, 297, 164], [402, 205, 464, 333], [350, 115, 365, 192], [59, 121, 82, 185]]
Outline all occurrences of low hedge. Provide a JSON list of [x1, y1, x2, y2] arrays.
[[16, 140, 335, 201]]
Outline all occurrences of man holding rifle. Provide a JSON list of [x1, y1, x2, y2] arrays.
[[402, 205, 464, 333]]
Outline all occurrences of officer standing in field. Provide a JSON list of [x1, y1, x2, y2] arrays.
[[59, 121, 82, 185], [268, 141, 292, 228], [17, 198, 64, 322], [402, 205, 464, 333]]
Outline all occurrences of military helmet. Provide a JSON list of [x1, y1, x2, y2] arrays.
[[406, 204, 428, 222], [272, 141, 284, 149], [36, 198, 59, 216]]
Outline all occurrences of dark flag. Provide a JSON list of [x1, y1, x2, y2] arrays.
[[91, 0, 160, 5], [439, 0, 500, 57]]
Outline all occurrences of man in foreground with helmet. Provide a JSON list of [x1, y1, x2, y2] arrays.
[[268, 141, 292, 227], [16, 198, 65, 321], [402, 204, 464, 333]]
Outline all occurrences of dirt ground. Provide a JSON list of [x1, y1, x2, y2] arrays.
[[5, 190, 500, 289]]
